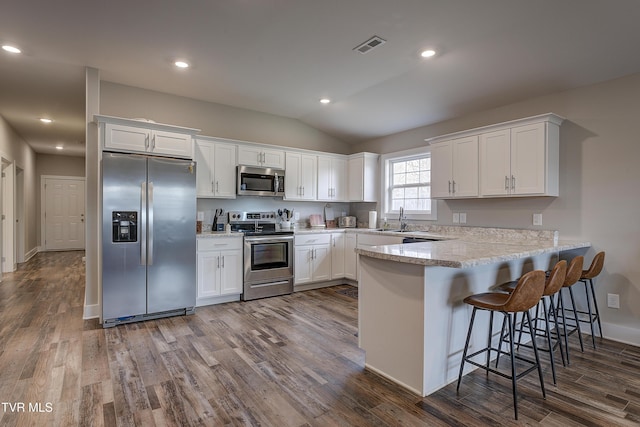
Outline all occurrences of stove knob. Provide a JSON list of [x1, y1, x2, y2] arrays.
[[270, 214, 274, 218]]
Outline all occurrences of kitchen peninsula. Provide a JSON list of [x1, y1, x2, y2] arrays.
[[355, 227, 590, 396]]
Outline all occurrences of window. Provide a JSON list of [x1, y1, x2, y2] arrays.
[[381, 148, 436, 220]]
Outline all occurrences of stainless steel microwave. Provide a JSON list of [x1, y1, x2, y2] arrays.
[[237, 165, 285, 197]]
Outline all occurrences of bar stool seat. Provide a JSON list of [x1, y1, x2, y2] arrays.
[[497, 260, 568, 385], [456, 270, 546, 420]]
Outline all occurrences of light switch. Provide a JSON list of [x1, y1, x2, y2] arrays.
[[459, 213, 467, 224], [533, 213, 543, 226], [607, 293, 620, 309], [453, 213, 460, 224]]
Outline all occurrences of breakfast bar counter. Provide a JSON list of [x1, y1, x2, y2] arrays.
[[354, 229, 590, 397]]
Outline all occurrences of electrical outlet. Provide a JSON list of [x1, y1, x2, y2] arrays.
[[459, 213, 467, 224], [607, 293, 620, 309], [452, 213, 460, 224], [294, 211, 300, 221], [533, 213, 543, 226]]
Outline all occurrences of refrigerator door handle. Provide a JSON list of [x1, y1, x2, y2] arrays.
[[148, 181, 154, 265], [140, 182, 147, 266]]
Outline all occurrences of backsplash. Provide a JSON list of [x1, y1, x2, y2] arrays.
[[197, 198, 351, 231]]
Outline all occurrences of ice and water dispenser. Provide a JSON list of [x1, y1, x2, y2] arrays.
[[112, 211, 138, 243]]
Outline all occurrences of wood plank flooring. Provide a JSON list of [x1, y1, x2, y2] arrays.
[[1, 251, 640, 426]]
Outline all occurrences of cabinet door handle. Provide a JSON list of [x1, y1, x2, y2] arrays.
[[145, 135, 150, 149], [452, 180, 456, 194], [505, 176, 509, 190], [211, 181, 215, 193], [221, 255, 225, 268], [511, 175, 515, 190], [151, 135, 156, 150], [448, 181, 452, 194], [216, 181, 219, 193]]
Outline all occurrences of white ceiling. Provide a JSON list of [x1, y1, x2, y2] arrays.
[[2, 0, 640, 157]]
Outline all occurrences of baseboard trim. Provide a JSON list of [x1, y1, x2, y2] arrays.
[[599, 321, 640, 347], [83, 304, 101, 320], [24, 247, 39, 262]]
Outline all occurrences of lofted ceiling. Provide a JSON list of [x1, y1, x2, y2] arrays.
[[2, 0, 640, 157]]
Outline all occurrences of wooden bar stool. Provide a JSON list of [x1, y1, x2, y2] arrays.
[[556, 256, 585, 363], [497, 260, 568, 385], [456, 270, 546, 420], [573, 252, 605, 348]]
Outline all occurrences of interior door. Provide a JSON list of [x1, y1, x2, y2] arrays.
[[43, 177, 86, 250]]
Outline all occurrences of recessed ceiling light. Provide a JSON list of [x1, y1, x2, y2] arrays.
[[55, 145, 64, 150], [39, 118, 53, 123], [320, 98, 331, 104], [2, 45, 21, 54], [174, 61, 190, 68], [421, 49, 436, 58]]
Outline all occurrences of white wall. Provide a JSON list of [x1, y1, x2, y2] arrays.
[[0, 114, 38, 260], [100, 82, 350, 154], [355, 72, 640, 345]]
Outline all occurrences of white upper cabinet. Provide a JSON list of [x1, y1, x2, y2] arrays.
[[431, 136, 478, 199], [428, 113, 564, 199], [285, 152, 317, 200], [238, 144, 285, 169], [480, 121, 560, 197], [97, 116, 199, 159], [195, 138, 237, 198], [317, 155, 348, 202], [348, 153, 379, 202]]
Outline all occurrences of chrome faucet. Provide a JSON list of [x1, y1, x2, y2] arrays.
[[399, 207, 407, 231]]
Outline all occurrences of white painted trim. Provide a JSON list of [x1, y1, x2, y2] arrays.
[[196, 294, 241, 307], [379, 148, 437, 221], [83, 303, 101, 320], [589, 321, 640, 348], [424, 112, 565, 145], [24, 247, 39, 262], [364, 363, 423, 396]]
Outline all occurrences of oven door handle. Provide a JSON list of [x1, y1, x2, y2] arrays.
[[244, 235, 294, 244]]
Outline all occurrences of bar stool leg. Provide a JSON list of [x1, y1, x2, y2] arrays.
[[525, 311, 546, 400], [506, 312, 519, 420], [541, 298, 557, 384], [567, 286, 585, 352], [556, 292, 571, 365], [486, 310, 494, 373], [584, 277, 604, 347], [457, 307, 477, 392], [589, 278, 604, 340], [548, 296, 566, 367]]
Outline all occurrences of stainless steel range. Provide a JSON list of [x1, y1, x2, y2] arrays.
[[228, 211, 294, 301]]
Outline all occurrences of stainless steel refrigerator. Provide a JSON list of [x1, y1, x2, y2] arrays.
[[102, 152, 196, 327]]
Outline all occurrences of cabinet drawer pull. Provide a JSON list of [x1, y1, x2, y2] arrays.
[[505, 176, 509, 190]]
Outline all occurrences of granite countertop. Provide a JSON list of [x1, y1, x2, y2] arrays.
[[355, 238, 590, 268], [197, 231, 244, 239]]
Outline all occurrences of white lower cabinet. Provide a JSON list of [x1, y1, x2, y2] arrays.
[[330, 232, 345, 279], [294, 234, 331, 285], [344, 233, 357, 280], [196, 237, 243, 305]]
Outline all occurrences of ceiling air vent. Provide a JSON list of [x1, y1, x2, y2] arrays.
[[353, 35, 386, 54]]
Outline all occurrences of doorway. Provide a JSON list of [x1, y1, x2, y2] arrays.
[[41, 176, 86, 251], [2, 159, 16, 273]]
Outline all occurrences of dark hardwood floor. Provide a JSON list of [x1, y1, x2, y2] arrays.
[[1, 251, 640, 426]]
